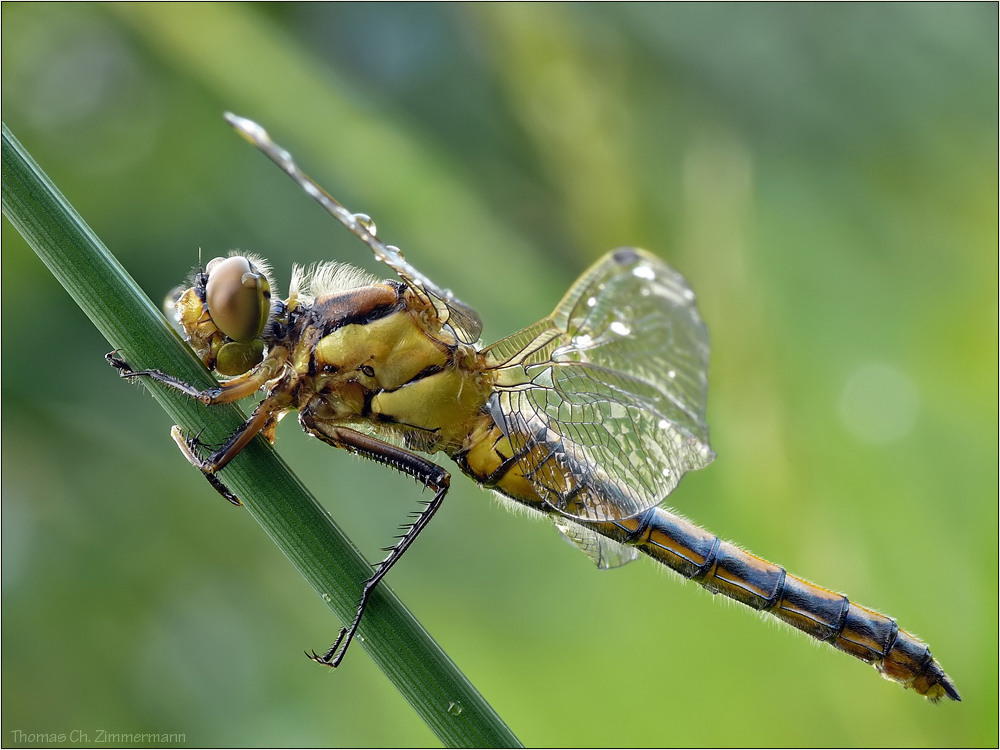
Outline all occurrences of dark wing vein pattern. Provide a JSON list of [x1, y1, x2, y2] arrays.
[[484, 248, 714, 522]]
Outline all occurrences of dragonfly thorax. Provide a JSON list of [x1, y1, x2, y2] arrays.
[[301, 296, 492, 453]]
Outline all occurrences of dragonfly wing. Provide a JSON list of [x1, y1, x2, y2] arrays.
[[360, 241, 483, 344], [484, 248, 714, 521], [552, 517, 640, 569], [225, 113, 483, 344]]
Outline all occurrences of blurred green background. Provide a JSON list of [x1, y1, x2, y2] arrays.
[[3, 4, 996, 747]]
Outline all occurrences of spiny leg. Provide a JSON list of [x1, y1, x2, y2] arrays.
[[107, 349, 286, 405], [184, 390, 289, 474], [170, 426, 242, 506], [160, 388, 291, 510], [313, 482, 447, 668], [108, 350, 290, 505], [300, 414, 450, 668], [107, 351, 222, 403]]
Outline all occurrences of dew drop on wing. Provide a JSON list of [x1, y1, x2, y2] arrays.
[[632, 264, 656, 280], [353, 213, 377, 236]]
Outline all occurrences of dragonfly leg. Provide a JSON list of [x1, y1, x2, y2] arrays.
[[300, 414, 450, 668], [170, 426, 242, 506], [108, 350, 292, 504], [106, 348, 288, 404], [182, 388, 289, 475], [168, 385, 291, 506], [107, 351, 223, 403]]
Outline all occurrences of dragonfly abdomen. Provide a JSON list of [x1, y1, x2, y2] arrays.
[[592, 508, 960, 702]]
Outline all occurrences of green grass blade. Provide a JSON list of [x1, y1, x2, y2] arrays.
[[1, 121, 522, 749]]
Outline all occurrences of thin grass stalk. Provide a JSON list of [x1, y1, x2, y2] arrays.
[[1, 122, 521, 749]]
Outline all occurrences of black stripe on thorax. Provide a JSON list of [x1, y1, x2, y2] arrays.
[[376, 364, 448, 394], [310, 282, 407, 335]]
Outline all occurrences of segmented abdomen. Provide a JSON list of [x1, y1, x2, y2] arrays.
[[587, 507, 960, 702]]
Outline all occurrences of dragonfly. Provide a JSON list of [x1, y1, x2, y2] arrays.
[[109, 113, 959, 702]]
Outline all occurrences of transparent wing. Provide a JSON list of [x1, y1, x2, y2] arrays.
[[225, 113, 483, 344], [552, 517, 640, 569], [483, 248, 713, 522]]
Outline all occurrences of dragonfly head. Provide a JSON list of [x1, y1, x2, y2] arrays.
[[204, 255, 273, 342], [168, 254, 275, 376]]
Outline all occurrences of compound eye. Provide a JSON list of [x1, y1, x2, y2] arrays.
[[205, 256, 272, 342]]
